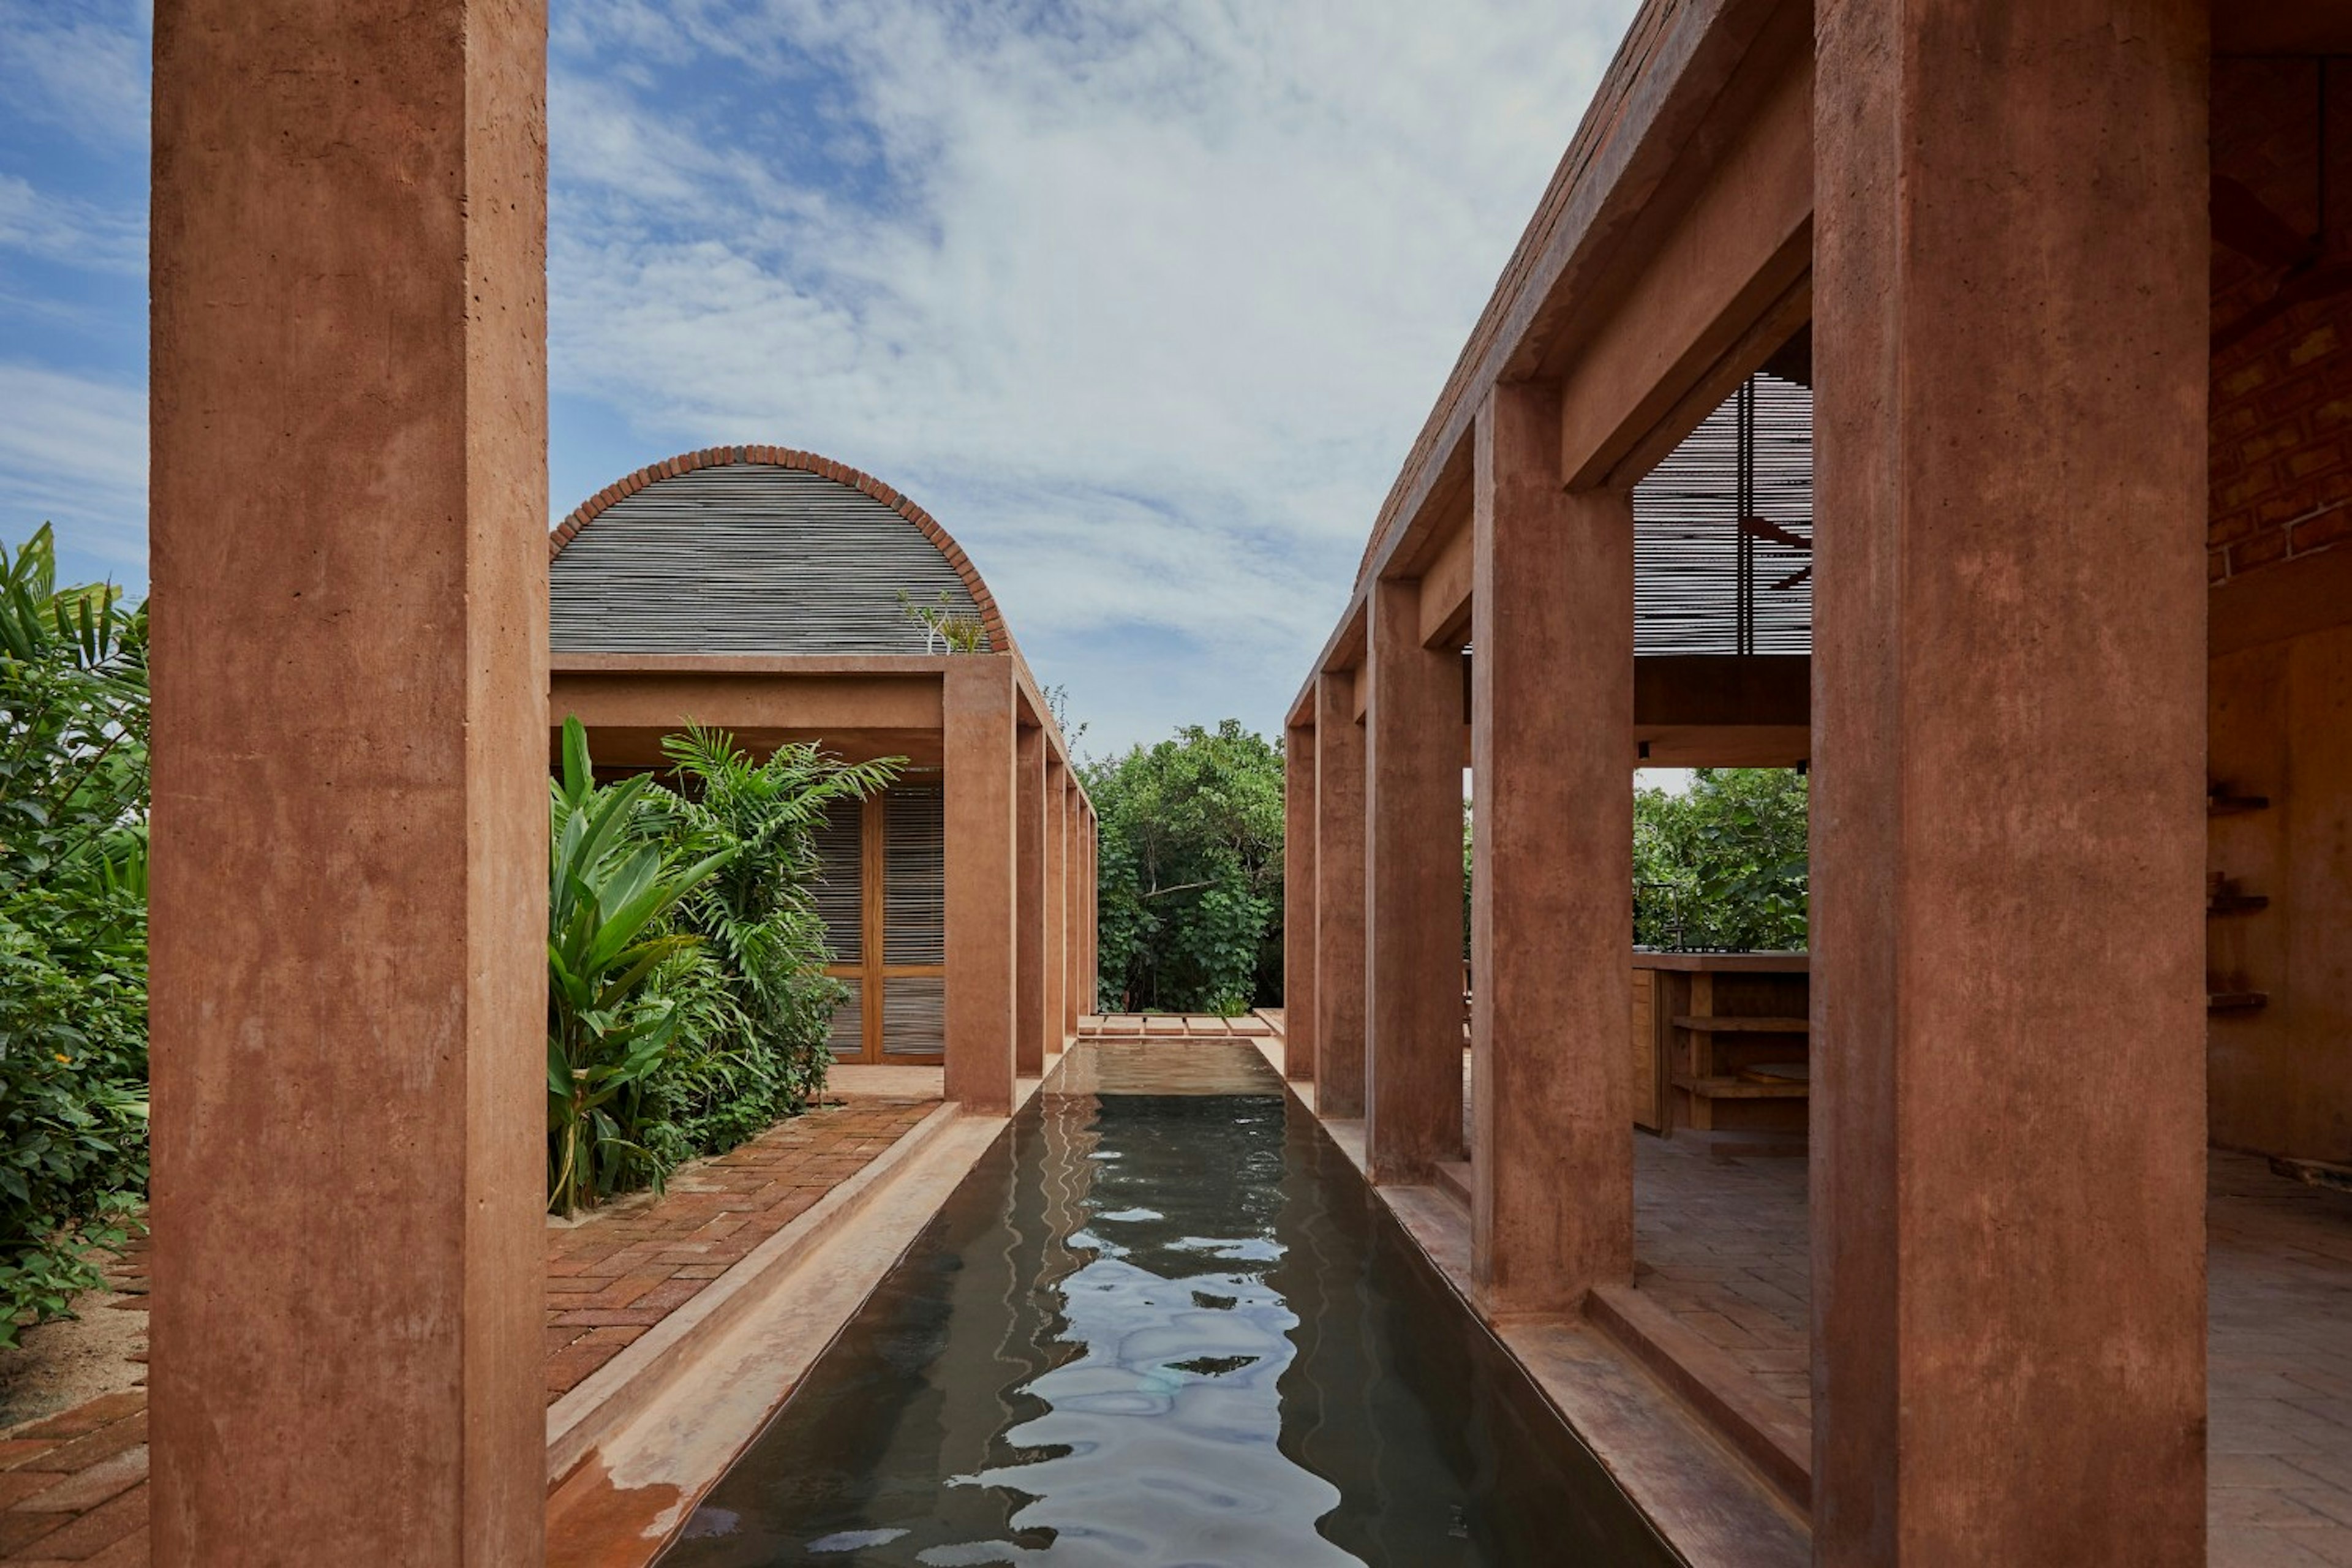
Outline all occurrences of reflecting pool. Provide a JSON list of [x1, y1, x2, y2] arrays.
[[660, 1041, 1676, 1567]]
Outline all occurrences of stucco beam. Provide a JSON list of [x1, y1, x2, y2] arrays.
[[1551, 51, 1814, 490], [551, 671, 943, 733], [1348, 0, 1797, 587], [1415, 510, 1475, 650]]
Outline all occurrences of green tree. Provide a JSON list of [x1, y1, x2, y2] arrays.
[[1634, 767, 1809, 951], [1085, 720, 1284, 1016], [0, 526, 149, 1344]]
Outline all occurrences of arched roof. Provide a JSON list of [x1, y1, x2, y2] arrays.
[[548, 445, 1012, 657]]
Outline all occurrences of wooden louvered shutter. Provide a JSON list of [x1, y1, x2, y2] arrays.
[[813, 797, 865, 1059], [881, 780, 947, 1058]]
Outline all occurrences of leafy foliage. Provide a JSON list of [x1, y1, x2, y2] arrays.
[[546, 719, 898, 1213], [1634, 768, 1809, 951], [1086, 720, 1284, 1015], [638, 726, 898, 1161], [0, 526, 149, 1346], [897, 588, 987, 653], [546, 718, 733, 1216]]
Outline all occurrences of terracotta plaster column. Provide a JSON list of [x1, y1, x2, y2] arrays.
[[1084, 811, 1098, 1019], [1470, 384, 1633, 1314], [1061, 782, 1081, 1032], [1016, 725, 1047, 1077], [1812, 2, 2207, 1561], [1363, 578, 1464, 1182], [148, 0, 547, 1561], [1284, 720, 1319, 1081], [944, 657, 1019, 1114], [1045, 758, 1067, 1052], [1314, 673, 1368, 1117]]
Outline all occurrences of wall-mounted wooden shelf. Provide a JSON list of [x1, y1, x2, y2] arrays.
[[1671, 1014, 1810, 1033], [1672, 1074, 1810, 1101]]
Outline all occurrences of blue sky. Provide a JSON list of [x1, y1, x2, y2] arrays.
[[1, 0, 1637, 755]]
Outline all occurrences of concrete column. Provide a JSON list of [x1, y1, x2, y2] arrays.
[[1284, 720, 1319, 1081], [1016, 725, 1047, 1077], [1812, 2, 2207, 1562], [944, 657, 1019, 1114], [1471, 385, 1633, 1314], [148, 0, 546, 1560], [1313, 674, 1367, 1117], [1363, 578, 1464, 1182], [1044, 758, 1067, 1055]]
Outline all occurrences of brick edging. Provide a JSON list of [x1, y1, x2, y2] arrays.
[[543, 1098, 962, 1485]]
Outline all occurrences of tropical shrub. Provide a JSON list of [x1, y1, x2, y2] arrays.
[[1087, 720, 1284, 1015], [546, 719, 899, 1213], [638, 726, 898, 1161], [0, 526, 149, 1346], [546, 718, 733, 1216], [1634, 767, 1809, 951]]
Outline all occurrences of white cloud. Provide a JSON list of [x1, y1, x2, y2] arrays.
[[548, 0, 1636, 752], [0, 362, 146, 573], [0, 174, 144, 272], [0, 1, 149, 151]]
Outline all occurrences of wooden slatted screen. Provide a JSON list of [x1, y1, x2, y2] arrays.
[[882, 976, 947, 1058], [884, 782, 947, 965], [881, 780, 947, 1061], [813, 797, 864, 965]]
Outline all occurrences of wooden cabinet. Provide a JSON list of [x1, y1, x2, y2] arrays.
[[1632, 952, 1809, 1136]]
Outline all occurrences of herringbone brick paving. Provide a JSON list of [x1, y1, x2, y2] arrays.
[[0, 1095, 937, 1564]]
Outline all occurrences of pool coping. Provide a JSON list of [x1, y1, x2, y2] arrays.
[[544, 1061, 1063, 1567], [1248, 1036, 1812, 1568], [543, 1096, 965, 1485]]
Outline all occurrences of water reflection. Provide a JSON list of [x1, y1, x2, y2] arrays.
[[658, 1046, 1675, 1567]]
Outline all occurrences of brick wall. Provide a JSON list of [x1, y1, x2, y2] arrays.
[[2210, 57, 2352, 586], [2211, 296, 2352, 584]]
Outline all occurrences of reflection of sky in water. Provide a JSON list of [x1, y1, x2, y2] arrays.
[[935, 1182, 1363, 1567], [656, 1060, 1676, 1568]]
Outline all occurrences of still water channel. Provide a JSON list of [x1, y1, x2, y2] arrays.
[[659, 1040, 1677, 1567]]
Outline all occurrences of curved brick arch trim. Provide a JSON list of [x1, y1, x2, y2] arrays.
[[549, 445, 1014, 656]]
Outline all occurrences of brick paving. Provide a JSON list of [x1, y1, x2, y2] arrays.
[[0, 1096, 937, 1564], [543, 1097, 934, 1401], [1446, 1041, 2352, 1558], [1627, 1139, 2352, 1563], [1081, 1013, 1273, 1038], [1630, 1136, 1815, 1411]]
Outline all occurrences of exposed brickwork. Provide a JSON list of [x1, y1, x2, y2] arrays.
[[2210, 58, 2352, 586], [545, 445, 1016, 655], [0, 1097, 938, 1563], [542, 1097, 935, 1401]]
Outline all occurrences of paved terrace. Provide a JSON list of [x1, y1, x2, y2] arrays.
[[0, 1080, 942, 1566], [1435, 1047, 2352, 1566]]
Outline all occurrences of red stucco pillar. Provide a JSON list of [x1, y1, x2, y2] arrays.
[[1062, 781, 1082, 1033], [1314, 673, 1368, 1117], [1811, 1, 2208, 1561], [1016, 724, 1046, 1077], [1284, 719, 1319, 1080], [148, 0, 547, 1561], [1044, 757, 1067, 1053], [944, 657, 1019, 1114], [1365, 578, 1466, 1182], [1471, 383, 1634, 1314]]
